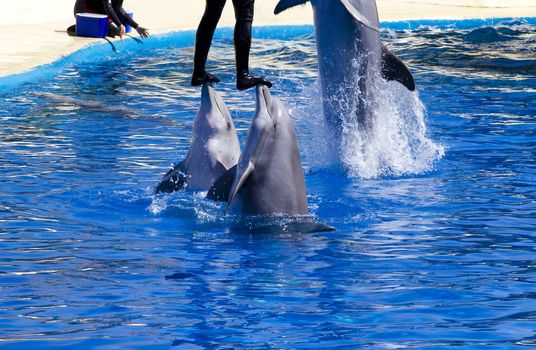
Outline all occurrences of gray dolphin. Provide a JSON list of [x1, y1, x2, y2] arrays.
[[31, 91, 134, 115], [275, 0, 415, 130], [156, 83, 240, 193], [225, 85, 308, 215]]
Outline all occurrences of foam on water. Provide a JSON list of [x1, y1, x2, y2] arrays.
[[289, 55, 444, 179], [340, 74, 445, 179]]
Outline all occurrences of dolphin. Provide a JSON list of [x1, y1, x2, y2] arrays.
[[156, 83, 240, 193], [31, 91, 134, 115], [224, 85, 308, 215], [275, 0, 415, 130]]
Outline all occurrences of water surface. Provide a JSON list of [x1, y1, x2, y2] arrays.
[[0, 19, 535, 349]]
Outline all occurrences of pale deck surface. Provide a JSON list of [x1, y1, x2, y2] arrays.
[[1, 0, 535, 78]]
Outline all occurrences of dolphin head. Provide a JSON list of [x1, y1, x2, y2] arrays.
[[198, 83, 235, 134], [256, 84, 289, 129], [239, 85, 289, 166], [227, 85, 299, 211]]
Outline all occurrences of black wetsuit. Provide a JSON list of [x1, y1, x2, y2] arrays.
[[74, 0, 139, 35], [193, 0, 272, 90]]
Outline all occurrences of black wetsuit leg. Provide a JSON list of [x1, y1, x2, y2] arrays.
[[232, 0, 254, 76], [232, 0, 272, 90], [71, 0, 91, 36], [191, 0, 227, 86], [73, 0, 86, 16], [107, 23, 121, 37]]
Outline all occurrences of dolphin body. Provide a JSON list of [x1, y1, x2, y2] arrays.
[[207, 86, 335, 233], [223, 85, 308, 215], [156, 83, 240, 193], [275, 0, 415, 131], [31, 91, 134, 115]]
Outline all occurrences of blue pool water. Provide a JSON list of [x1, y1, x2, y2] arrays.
[[1, 18, 535, 349]]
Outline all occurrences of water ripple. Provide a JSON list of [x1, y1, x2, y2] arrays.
[[0, 21, 535, 348]]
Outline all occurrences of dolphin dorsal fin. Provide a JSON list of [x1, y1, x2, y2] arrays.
[[227, 161, 255, 210], [274, 0, 309, 14], [339, 0, 380, 32]]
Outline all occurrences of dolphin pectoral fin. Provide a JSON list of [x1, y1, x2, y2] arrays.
[[227, 161, 255, 210], [274, 0, 309, 14], [156, 161, 188, 194], [215, 160, 228, 176], [381, 45, 416, 91], [207, 164, 237, 202], [339, 0, 381, 32]]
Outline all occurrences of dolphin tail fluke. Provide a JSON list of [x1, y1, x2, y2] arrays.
[[242, 221, 336, 235], [156, 161, 188, 194], [207, 164, 237, 202], [286, 222, 337, 234], [227, 161, 255, 211], [274, 0, 309, 14], [381, 45, 416, 91]]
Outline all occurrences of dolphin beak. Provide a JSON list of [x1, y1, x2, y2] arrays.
[[256, 85, 276, 121], [201, 82, 210, 101], [261, 85, 273, 109], [203, 83, 230, 119]]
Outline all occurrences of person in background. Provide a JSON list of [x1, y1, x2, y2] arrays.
[[72, 0, 149, 40], [191, 0, 272, 91]]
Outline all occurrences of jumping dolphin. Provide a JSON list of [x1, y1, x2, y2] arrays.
[[156, 83, 240, 193], [225, 85, 308, 215], [275, 0, 415, 130]]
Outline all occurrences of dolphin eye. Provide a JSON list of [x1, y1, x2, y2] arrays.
[[227, 122, 232, 129]]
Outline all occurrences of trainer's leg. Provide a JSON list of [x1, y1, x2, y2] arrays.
[[233, 0, 272, 90], [73, 0, 86, 17], [108, 23, 120, 37], [192, 0, 227, 86]]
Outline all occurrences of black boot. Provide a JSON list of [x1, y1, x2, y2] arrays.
[[67, 24, 76, 36], [191, 70, 221, 87], [236, 71, 272, 91]]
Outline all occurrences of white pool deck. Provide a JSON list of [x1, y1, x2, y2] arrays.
[[1, 0, 535, 79]]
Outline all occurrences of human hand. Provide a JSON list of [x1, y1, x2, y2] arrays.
[[119, 24, 126, 41], [136, 26, 149, 38]]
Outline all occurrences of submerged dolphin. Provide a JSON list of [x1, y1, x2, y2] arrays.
[[31, 91, 134, 115], [275, 0, 415, 130], [224, 85, 308, 215], [156, 83, 240, 193]]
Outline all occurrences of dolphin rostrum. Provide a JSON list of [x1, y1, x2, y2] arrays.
[[225, 85, 308, 215], [275, 0, 415, 131], [156, 83, 240, 193]]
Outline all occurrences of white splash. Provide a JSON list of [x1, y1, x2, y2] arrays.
[[287, 70, 444, 178], [340, 76, 445, 179]]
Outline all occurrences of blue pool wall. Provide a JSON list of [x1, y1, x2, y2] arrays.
[[1, 17, 535, 92]]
